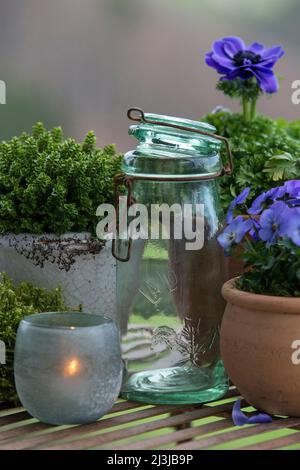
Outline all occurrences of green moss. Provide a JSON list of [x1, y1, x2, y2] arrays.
[[202, 112, 300, 209], [0, 273, 71, 403], [0, 122, 123, 234]]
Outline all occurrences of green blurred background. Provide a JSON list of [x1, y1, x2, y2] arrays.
[[0, 0, 299, 151]]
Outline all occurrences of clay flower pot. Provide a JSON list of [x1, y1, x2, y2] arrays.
[[221, 277, 300, 417]]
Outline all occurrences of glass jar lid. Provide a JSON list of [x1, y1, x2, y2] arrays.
[[122, 109, 233, 179], [128, 110, 222, 153]]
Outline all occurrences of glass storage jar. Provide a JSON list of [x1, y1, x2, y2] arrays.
[[113, 108, 232, 404]]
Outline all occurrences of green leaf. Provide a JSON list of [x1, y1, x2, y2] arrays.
[[263, 152, 299, 181], [202, 112, 300, 212]]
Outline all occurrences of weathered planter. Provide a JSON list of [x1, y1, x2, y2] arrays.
[[221, 278, 300, 417], [0, 233, 116, 321]]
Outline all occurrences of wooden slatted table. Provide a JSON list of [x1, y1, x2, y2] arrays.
[[1, 388, 300, 450]]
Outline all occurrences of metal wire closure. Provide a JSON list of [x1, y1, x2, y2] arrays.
[[111, 174, 134, 262], [112, 107, 234, 261]]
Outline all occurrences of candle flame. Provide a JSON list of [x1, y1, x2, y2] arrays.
[[65, 358, 80, 376]]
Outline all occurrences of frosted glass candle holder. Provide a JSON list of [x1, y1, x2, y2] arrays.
[[14, 312, 122, 425]]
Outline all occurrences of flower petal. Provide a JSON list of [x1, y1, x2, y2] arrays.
[[261, 45, 285, 60], [222, 36, 246, 53], [285, 180, 300, 197], [205, 52, 233, 74], [259, 55, 284, 69], [248, 42, 264, 54], [287, 208, 300, 246], [213, 40, 230, 58], [232, 399, 272, 426], [232, 400, 248, 426], [217, 231, 232, 250], [248, 413, 273, 424], [235, 218, 253, 243], [251, 67, 279, 93], [210, 52, 235, 69], [220, 67, 252, 81], [223, 43, 236, 58]]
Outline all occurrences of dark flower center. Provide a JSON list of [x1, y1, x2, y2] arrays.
[[233, 50, 261, 67]]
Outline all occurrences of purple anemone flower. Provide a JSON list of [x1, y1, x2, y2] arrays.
[[218, 216, 253, 250], [226, 187, 250, 223], [259, 201, 290, 244], [247, 186, 285, 215], [287, 208, 300, 247], [205, 37, 284, 93]]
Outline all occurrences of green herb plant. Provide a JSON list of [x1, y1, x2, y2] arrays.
[[236, 240, 300, 297], [203, 111, 300, 209], [0, 122, 122, 234]]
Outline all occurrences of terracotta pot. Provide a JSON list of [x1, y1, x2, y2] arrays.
[[221, 278, 300, 416]]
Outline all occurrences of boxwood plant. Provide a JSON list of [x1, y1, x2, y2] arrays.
[[0, 122, 122, 234]]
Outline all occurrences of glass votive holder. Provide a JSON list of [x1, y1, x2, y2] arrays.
[[14, 312, 122, 425]]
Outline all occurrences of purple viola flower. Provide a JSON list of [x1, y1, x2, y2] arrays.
[[288, 199, 300, 208], [249, 217, 261, 242], [259, 201, 290, 244], [226, 187, 250, 223], [284, 180, 300, 198], [205, 37, 284, 93], [286, 208, 300, 247], [247, 186, 285, 215], [218, 216, 253, 250]]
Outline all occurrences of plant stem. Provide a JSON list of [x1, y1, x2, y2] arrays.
[[250, 98, 257, 121], [242, 97, 251, 123]]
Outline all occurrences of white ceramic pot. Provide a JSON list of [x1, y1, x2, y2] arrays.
[[0, 233, 116, 321]]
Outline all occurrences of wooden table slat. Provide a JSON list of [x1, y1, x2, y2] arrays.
[[109, 401, 148, 413], [113, 419, 231, 451], [241, 431, 300, 450], [0, 421, 51, 442], [38, 402, 241, 450], [0, 403, 185, 450], [0, 410, 31, 427], [1, 388, 300, 450], [173, 417, 300, 450], [0, 402, 149, 443]]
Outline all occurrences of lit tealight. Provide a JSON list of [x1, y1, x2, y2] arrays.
[[70, 326, 76, 330], [65, 358, 80, 377]]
